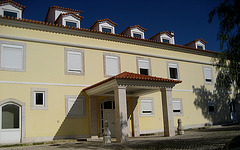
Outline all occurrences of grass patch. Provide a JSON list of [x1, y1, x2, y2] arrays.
[[0, 143, 27, 148]]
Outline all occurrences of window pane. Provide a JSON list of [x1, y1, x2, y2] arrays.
[[163, 39, 170, 43], [104, 101, 112, 109], [2, 104, 19, 129], [140, 68, 149, 75], [204, 68, 212, 83], [197, 45, 203, 49], [2, 45, 23, 69], [208, 106, 214, 112], [66, 21, 77, 27], [102, 28, 112, 33], [170, 67, 178, 79], [133, 33, 142, 38], [4, 11, 17, 18], [35, 93, 44, 105]]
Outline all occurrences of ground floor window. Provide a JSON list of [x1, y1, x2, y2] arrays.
[[31, 88, 48, 110], [65, 95, 86, 118], [140, 97, 154, 117], [172, 98, 183, 115]]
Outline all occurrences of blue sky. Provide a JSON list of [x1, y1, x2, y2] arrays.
[[14, 0, 222, 52]]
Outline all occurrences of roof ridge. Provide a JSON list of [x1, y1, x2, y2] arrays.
[[51, 5, 83, 13]]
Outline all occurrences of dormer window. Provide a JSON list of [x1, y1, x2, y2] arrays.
[[89, 18, 117, 34], [0, 1, 25, 19], [66, 21, 77, 28], [121, 25, 147, 39], [150, 31, 175, 44], [184, 39, 207, 50]]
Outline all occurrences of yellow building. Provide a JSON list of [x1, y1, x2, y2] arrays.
[[0, 0, 238, 144]]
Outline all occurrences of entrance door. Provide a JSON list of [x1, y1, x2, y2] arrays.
[[0, 103, 21, 144], [101, 101, 116, 137]]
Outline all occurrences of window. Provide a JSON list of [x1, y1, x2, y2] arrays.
[[4, 11, 17, 18], [167, 62, 179, 80], [208, 101, 215, 114], [162, 38, 170, 43], [133, 33, 142, 38], [197, 45, 203, 49], [140, 98, 154, 116], [137, 57, 151, 75], [172, 99, 183, 115], [66, 21, 77, 27], [65, 48, 84, 75], [0, 41, 26, 72], [104, 53, 120, 76], [203, 66, 213, 84], [102, 28, 112, 33], [31, 88, 48, 110], [65, 95, 86, 118]]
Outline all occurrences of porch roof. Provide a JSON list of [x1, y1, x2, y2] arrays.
[[83, 72, 181, 96]]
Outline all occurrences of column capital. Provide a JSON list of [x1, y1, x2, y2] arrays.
[[160, 87, 172, 92], [115, 85, 127, 90]]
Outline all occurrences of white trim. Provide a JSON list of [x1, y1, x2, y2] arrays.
[[0, 34, 214, 65], [31, 88, 48, 110]]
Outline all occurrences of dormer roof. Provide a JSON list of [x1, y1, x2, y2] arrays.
[[89, 18, 118, 30], [184, 38, 207, 46], [150, 31, 174, 40], [121, 25, 147, 34], [0, 0, 25, 12], [55, 12, 84, 23]]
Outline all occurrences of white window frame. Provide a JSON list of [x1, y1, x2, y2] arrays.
[[161, 37, 171, 43], [140, 97, 154, 117], [132, 31, 144, 39], [0, 40, 26, 72], [103, 53, 120, 77], [31, 88, 48, 110], [195, 41, 205, 50], [2, 7, 21, 19], [63, 18, 80, 28], [65, 95, 86, 118], [208, 101, 216, 114], [99, 23, 115, 34], [65, 48, 85, 76], [167, 61, 180, 80], [137, 57, 151, 76], [203, 66, 213, 84], [100, 25, 114, 34], [172, 98, 183, 116]]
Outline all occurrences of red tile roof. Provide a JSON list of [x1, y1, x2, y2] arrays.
[[184, 38, 207, 46], [0, 0, 25, 11], [150, 31, 174, 40], [83, 72, 182, 91], [50, 6, 83, 13], [0, 16, 219, 54], [89, 18, 118, 29], [121, 25, 147, 34]]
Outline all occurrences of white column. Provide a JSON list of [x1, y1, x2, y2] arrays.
[[161, 88, 175, 137], [89, 96, 98, 139], [114, 85, 129, 143], [131, 97, 140, 137]]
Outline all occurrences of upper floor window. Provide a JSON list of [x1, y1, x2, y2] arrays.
[[197, 45, 203, 50], [65, 48, 84, 76], [162, 38, 170, 43], [137, 57, 151, 75], [203, 66, 213, 84], [208, 101, 215, 114], [167, 62, 179, 80], [104, 53, 120, 76], [0, 41, 26, 72], [133, 33, 142, 38], [140, 97, 154, 117], [4, 10, 17, 18], [66, 21, 77, 27], [102, 27, 112, 33], [31, 88, 48, 110]]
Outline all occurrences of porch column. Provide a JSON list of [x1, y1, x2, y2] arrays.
[[131, 97, 140, 137], [114, 85, 129, 143], [160, 88, 175, 137], [89, 96, 98, 139]]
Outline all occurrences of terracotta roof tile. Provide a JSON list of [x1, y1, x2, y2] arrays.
[[184, 38, 207, 46], [51, 6, 83, 13], [0, 16, 219, 54], [0, 0, 25, 11], [83, 72, 182, 91], [89, 18, 118, 29]]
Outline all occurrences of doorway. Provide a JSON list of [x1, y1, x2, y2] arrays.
[[100, 100, 116, 137], [0, 103, 21, 144]]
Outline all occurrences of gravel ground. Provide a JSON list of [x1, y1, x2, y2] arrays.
[[1, 124, 240, 150]]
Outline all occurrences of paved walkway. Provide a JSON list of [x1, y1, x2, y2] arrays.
[[1, 124, 240, 150]]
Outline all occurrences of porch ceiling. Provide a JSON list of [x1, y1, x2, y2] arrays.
[[82, 72, 182, 96]]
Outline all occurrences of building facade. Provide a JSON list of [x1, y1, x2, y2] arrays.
[[0, 0, 239, 144]]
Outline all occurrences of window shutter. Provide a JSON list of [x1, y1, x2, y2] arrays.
[[139, 60, 149, 69], [106, 55, 119, 76], [204, 68, 212, 82], [169, 63, 177, 68], [67, 98, 85, 116], [2, 44, 23, 69], [173, 101, 181, 110], [68, 51, 82, 72], [67, 98, 75, 112], [141, 100, 152, 112]]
